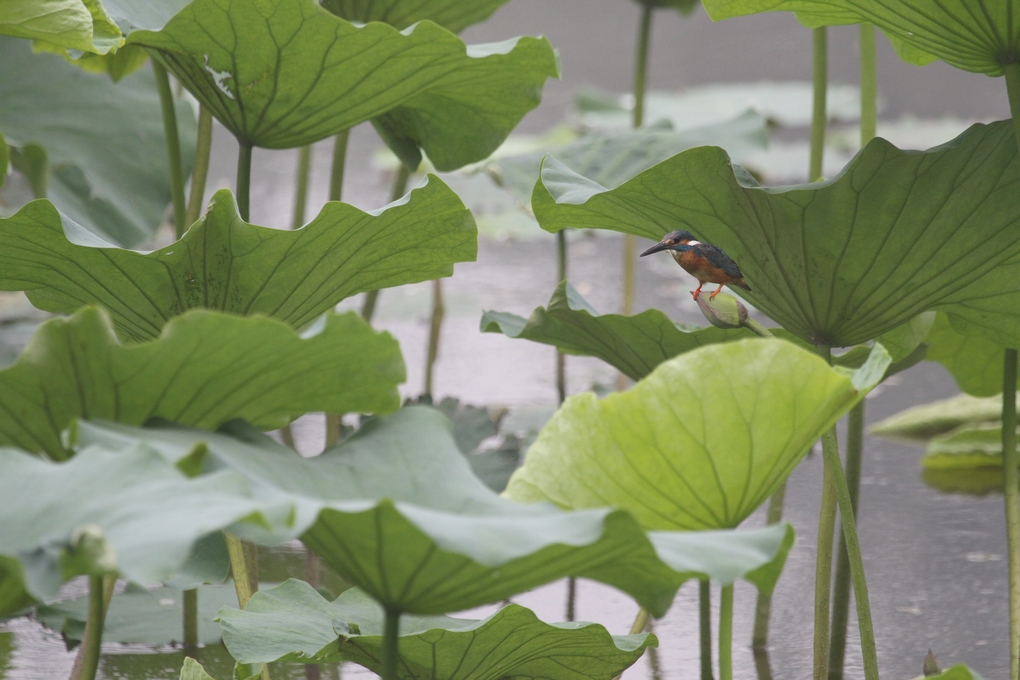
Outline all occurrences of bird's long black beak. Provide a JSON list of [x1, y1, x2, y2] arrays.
[[640, 241, 673, 257]]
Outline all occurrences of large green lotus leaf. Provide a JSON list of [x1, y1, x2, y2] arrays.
[[483, 113, 768, 203], [926, 312, 1020, 397], [702, 0, 1017, 75], [127, 0, 559, 168], [0, 444, 272, 610], [0, 0, 121, 53], [869, 393, 1015, 442], [0, 306, 403, 459], [73, 408, 796, 616], [217, 580, 653, 679], [481, 281, 754, 381], [922, 467, 1004, 497], [0, 182, 475, 342], [0, 37, 196, 247], [321, 0, 509, 32], [506, 338, 889, 530], [532, 121, 1020, 348]]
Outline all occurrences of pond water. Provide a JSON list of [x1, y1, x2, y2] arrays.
[[0, 1, 1013, 678]]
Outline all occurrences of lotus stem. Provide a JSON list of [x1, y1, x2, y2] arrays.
[[813, 426, 837, 680], [225, 533, 269, 678], [184, 106, 213, 231], [752, 481, 786, 648], [719, 584, 734, 680], [362, 163, 413, 323], [77, 575, 107, 680], [236, 143, 253, 222], [292, 145, 313, 229], [382, 608, 401, 680], [152, 62, 188, 239], [424, 278, 445, 398], [183, 587, 198, 656], [700, 580, 714, 680], [556, 229, 568, 405], [828, 400, 865, 679], [999, 61, 1020, 680], [858, 24, 877, 146], [743, 318, 774, 339], [69, 575, 114, 680], [619, 1, 654, 339], [565, 576, 576, 621], [1004, 348, 1020, 680], [810, 27, 828, 182], [324, 131, 351, 443]]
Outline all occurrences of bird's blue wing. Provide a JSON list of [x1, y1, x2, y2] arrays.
[[695, 244, 744, 278]]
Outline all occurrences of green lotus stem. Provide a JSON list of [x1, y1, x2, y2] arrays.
[[556, 229, 568, 404], [182, 587, 198, 656], [362, 163, 412, 323], [700, 580, 713, 680], [281, 423, 297, 449], [77, 575, 107, 680], [810, 27, 828, 182], [382, 608, 400, 680], [292, 145, 313, 229], [152, 61, 188, 239], [565, 576, 576, 621], [813, 429, 837, 680], [828, 400, 865, 679], [424, 278, 445, 398], [719, 584, 734, 680], [752, 481, 786, 647], [1000, 61, 1020, 680], [225, 533, 255, 607], [184, 106, 213, 231], [1003, 349, 1020, 680], [68, 575, 114, 680], [329, 131, 350, 202], [858, 24, 877, 146], [236, 143, 253, 222], [619, 1, 654, 325], [743, 318, 774, 339]]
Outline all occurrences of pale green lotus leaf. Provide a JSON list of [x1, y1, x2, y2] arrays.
[[0, 0, 121, 53], [506, 338, 889, 530], [923, 423, 1020, 470], [0, 181, 475, 341], [925, 312, 1020, 398], [0, 444, 272, 612], [0, 37, 196, 246], [0, 306, 403, 459], [533, 121, 1020, 348], [218, 580, 654, 679], [870, 393, 1015, 442], [73, 408, 796, 617], [482, 281, 754, 380], [128, 0, 559, 169]]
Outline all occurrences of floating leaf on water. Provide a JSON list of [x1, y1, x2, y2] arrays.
[[870, 394, 1015, 443]]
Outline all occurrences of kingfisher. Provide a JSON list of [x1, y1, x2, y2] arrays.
[[640, 230, 751, 301]]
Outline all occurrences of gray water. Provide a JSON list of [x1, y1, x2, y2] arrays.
[[0, 1, 1014, 678]]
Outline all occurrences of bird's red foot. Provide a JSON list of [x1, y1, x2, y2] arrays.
[[709, 284, 726, 300], [692, 283, 704, 300]]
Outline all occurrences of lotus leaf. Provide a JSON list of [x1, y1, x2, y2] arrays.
[[321, 0, 510, 32], [506, 338, 889, 530], [0, 37, 196, 247], [482, 281, 754, 380], [0, 182, 475, 341], [702, 0, 1017, 76], [923, 424, 1020, 470], [128, 0, 559, 170], [0, 306, 403, 459], [925, 312, 1020, 397], [0, 0, 121, 53], [870, 393, 1015, 442], [482, 113, 769, 203], [532, 121, 1020, 348], [218, 579, 654, 679], [0, 444, 272, 612], [72, 408, 795, 616]]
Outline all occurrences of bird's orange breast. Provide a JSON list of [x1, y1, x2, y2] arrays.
[[673, 250, 736, 284]]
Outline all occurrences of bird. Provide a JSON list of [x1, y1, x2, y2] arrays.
[[639, 229, 751, 301]]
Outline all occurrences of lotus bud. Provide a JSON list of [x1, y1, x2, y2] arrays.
[[69, 523, 117, 574], [696, 292, 748, 329], [923, 649, 941, 676]]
